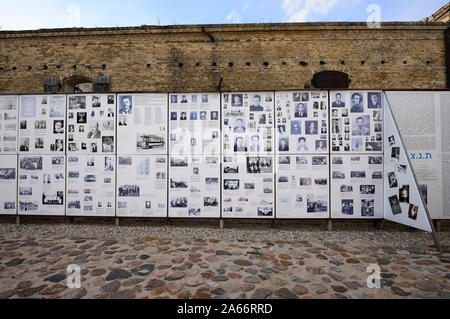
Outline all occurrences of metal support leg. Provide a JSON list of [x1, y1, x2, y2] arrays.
[[219, 219, 224, 230], [327, 220, 333, 231], [16, 216, 20, 225], [435, 220, 441, 233], [115, 218, 120, 227]]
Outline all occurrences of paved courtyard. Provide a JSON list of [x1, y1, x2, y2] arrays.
[[0, 223, 449, 299]]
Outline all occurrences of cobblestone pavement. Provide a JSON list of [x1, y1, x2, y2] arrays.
[[0, 227, 449, 299]]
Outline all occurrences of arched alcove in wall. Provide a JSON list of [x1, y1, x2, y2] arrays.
[[62, 76, 93, 93], [312, 71, 349, 89]]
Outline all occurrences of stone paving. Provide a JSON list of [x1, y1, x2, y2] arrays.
[[0, 232, 449, 299]]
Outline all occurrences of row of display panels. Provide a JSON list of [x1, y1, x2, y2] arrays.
[[0, 91, 383, 155], [0, 154, 384, 219]]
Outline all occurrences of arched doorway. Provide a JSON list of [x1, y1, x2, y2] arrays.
[[312, 71, 349, 89], [62, 76, 93, 93]]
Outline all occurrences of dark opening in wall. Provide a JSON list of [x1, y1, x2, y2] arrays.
[[263, 62, 269, 67], [299, 61, 308, 67], [62, 76, 93, 93], [246, 62, 251, 66], [312, 71, 349, 89], [228, 62, 234, 68]]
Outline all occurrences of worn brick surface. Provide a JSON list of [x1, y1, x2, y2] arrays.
[[0, 22, 448, 93]]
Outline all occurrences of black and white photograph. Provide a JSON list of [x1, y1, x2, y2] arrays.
[[399, 185, 410, 203], [389, 195, 402, 215], [118, 185, 140, 197], [361, 199, 375, 217], [341, 199, 354, 215]]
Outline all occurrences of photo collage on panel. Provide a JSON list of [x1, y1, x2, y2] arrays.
[[67, 94, 116, 154], [66, 155, 115, 217], [117, 94, 168, 155], [331, 155, 384, 219], [169, 155, 220, 218], [117, 155, 167, 217], [383, 104, 432, 231], [275, 91, 329, 154], [223, 92, 274, 155], [19, 95, 66, 154], [330, 91, 383, 153], [0, 155, 17, 214], [276, 155, 329, 219], [18, 155, 65, 216], [169, 93, 220, 156], [222, 155, 274, 219], [275, 91, 330, 219], [0, 96, 18, 153]]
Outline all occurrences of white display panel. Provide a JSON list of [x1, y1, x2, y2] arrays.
[[0, 155, 17, 214], [169, 93, 220, 156], [19, 95, 66, 154], [276, 155, 329, 219], [117, 94, 168, 155], [223, 92, 274, 155], [385, 91, 450, 219], [169, 155, 220, 218], [330, 91, 383, 153], [67, 94, 116, 154], [117, 155, 167, 217], [275, 91, 328, 154], [0, 96, 19, 154], [66, 155, 115, 217], [18, 155, 65, 216], [384, 104, 432, 232], [331, 155, 384, 219], [222, 155, 274, 219]]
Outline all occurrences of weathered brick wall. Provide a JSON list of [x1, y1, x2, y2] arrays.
[[0, 23, 448, 93]]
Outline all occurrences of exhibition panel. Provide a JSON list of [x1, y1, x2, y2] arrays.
[[18, 155, 65, 216], [67, 94, 116, 154], [0, 96, 19, 154], [385, 91, 450, 220], [330, 91, 383, 153], [275, 91, 329, 154], [19, 95, 66, 154], [117, 155, 167, 218], [169, 155, 220, 218], [222, 92, 274, 155], [331, 155, 384, 219], [276, 155, 329, 219], [117, 93, 168, 155], [169, 93, 220, 156], [384, 102, 433, 232], [222, 155, 275, 219], [66, 155, 116, 217], [0, 155, 17, 215]]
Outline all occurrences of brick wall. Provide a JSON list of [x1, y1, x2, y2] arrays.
[[0, 23, 448, 93]]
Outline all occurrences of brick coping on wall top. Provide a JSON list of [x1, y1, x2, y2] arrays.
[[0, 22, 448, 38]]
